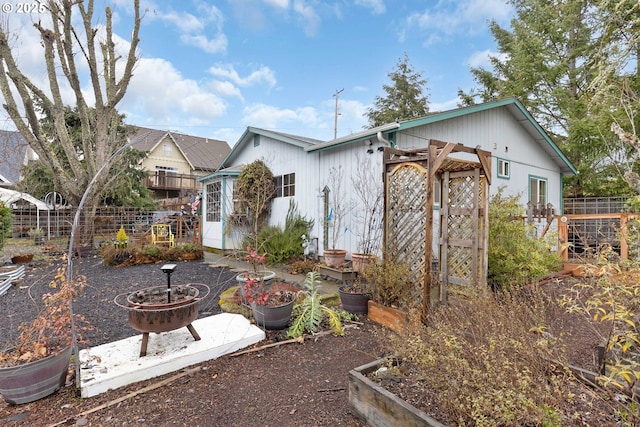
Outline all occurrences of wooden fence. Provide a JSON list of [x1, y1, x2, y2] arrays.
[[557, 212, 640, 261], [8, 206, 201, 247]]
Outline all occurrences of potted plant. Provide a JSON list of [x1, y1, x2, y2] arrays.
[[28, 227, 45, 246], [360, 257, 415, 333], [350, 154, 383, 272], [243, 277, 296, 330], [3, 245, 38, 265], [114, 225, 128, 249], [338, 277, 372, 315], [241, 247, 294, 330], [0, 261, 88, 404], [323, 165, 352, 268], [236, 246, 276, 301]]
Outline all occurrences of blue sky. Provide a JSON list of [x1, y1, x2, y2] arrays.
[[1, 0, 514, 146]]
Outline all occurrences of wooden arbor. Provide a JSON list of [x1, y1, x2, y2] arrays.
[[383, 141, 491, 315]]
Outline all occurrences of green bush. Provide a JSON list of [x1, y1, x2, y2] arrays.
[[0, 202, 12, 250], [244, 200, 313, 264], [488, 188, 561, 290]]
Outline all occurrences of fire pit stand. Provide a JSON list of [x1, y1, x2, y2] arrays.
[[114, 283, 210, 357]]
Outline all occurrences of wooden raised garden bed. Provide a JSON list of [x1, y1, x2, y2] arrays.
[[349, 358, 446, 427], [318, 265, 355, 284]]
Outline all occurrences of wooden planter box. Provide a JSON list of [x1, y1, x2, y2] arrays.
[[368, 300, 408, 334], [318, 265, 355, 284], [349, 358, 446, 427]]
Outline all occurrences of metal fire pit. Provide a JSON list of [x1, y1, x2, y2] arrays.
[[114, 283, 210, 357]]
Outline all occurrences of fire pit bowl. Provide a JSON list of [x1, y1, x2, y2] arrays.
[[114, 283, 210, 356]]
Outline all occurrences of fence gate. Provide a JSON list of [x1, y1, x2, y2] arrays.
[[383, 143, 491, 313], [439, 168, 487, 290]]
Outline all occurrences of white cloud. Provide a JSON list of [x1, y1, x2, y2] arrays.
[[262, 0, 290, 9], [355, 0, 386, 15], [208, 64, 277, 89], [242, 104, 320, 129], [293, 0, 321, 36], [181, 33, 228, 54], [152, 4, 228, 54], [208, 80, 244, 100], [430, 98, 460, 113], [467, 49, 508, 68], [407, 0, 512, 38], [122, 58, 226, 127]]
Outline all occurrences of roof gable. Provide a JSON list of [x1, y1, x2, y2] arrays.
[[128, 126, 230, 172], [220, 126, 322, 167], [396, 98, 576, 175], [305, 98, 576, 176]]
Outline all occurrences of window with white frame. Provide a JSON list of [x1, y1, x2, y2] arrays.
[[162, 143, 172, 156], [274, 173, 295, 197], [253, 135, 260, 147], [206, 181, 221, 222], [529, 176, 547, 206], [497, 158, 510, 179]]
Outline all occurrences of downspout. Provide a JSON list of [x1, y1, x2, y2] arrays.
[[377, 131, 392, 147]]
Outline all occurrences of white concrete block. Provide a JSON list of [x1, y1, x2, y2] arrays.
[[79, 313, 265, 398]]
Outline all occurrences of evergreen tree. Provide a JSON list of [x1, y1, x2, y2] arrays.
[[459, 0, 637, 197], [366, 53, 430, 128], [17, 107, 156, 208]]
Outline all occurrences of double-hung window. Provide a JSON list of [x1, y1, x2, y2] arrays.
[[274, 173, 295, 197], [529, 176, 547, 206], [206, 182, 221, 222], [497, 158, 510, 179]]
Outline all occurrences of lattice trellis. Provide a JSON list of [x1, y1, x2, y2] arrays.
[[386, 163, 428, 288], [384, 143, 490, 310], [441, 172, 487, 287]]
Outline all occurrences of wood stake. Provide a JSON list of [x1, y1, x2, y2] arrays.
[[47, 366, 202, 427]]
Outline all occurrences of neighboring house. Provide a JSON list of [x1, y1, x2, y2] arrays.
[[0, 130, 35, 188], [128, 126, 231, 201], [199, 97, 577, 258]]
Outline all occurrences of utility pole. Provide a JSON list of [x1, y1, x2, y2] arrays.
[[333, 88, 343, 140]]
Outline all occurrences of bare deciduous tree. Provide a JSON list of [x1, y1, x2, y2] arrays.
[[0, 0, 141, 243]]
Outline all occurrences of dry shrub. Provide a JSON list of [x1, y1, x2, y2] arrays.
[[389, 286, 577, 426]]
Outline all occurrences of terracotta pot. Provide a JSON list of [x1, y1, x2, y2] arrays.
[[10, 254, 33, 265], [338, 286, 370, 315], [0, 346, 72, 405], [251, 300, 294, 330], [323, 249, 347, 268], [351, 253, 376, 273]]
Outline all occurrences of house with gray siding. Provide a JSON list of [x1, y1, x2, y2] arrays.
[[199, 98, 577, 259]]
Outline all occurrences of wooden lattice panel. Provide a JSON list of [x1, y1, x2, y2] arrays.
[[386, 163, 428, 284], [446, 176, 475, 283]]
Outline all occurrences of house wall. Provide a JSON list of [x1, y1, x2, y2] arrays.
[[202, 135, 320, 251], [202, 105, 566, 255], [394, 107, 563, 211], [140, 135, 192, 175]]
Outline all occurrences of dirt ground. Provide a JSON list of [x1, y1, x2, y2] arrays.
[[0, 255, 625, 426], [0, 257, 385, 426]]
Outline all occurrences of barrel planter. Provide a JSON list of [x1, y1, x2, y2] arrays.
[[0, 346, 72, 405], [338, 286, 370, 315], [251, 299, 294, 330]]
